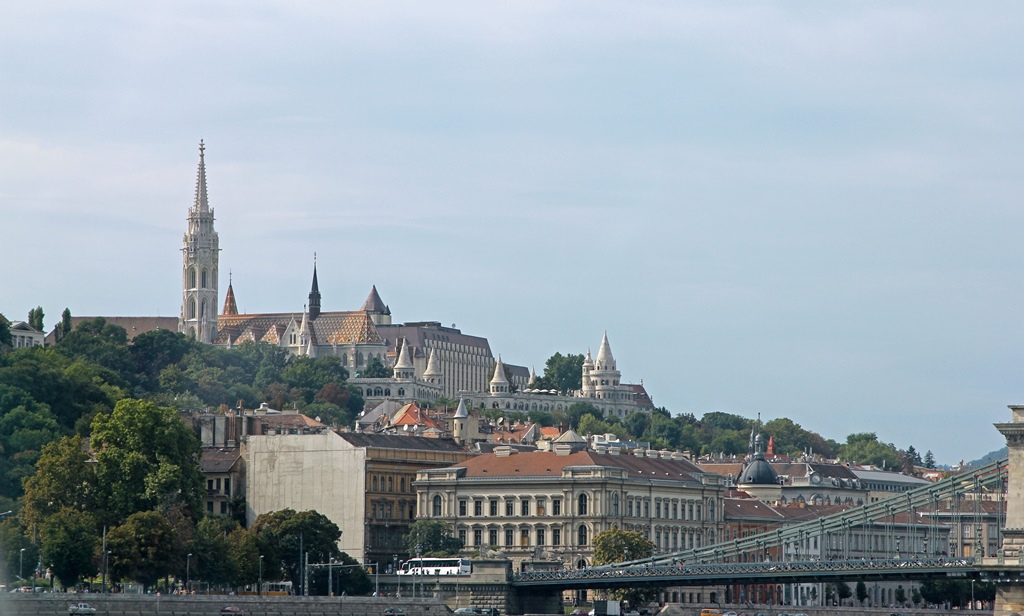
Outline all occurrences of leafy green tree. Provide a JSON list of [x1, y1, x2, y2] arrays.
[[281, 355, 348, 404], [0, 517, 36, 582], [60, 308, 73, 339], [566, 402, 599, 429], [577, 413, 611, 437], [403, 519, 463, 556], [190, 516, 238, 586], [924, 450, 936, 469], [856, 580, 868, 606], [22, 434, 97, 530], [227, 525, 260, 587], [39, 507, 99, 588], [90, 398, 204, 524], [362, 356, 391, 378], [251, 509, 342, 589], [0, 313, 11, 350], [833, 581, 852, 604], [27, 307, 44, 332], [57, 318, 134, 376], [107, 510, 176, 591], [647, 413, 683, 448], [912, 587, 922, 606], [840, 433, 900, 469], [623, 412, 650, 439], [130, 329, 196, 391], [895, 585, 906, 605], [592, 528, 658, 606], [319, 550, 371, 596], [536, 352, 584, 392]]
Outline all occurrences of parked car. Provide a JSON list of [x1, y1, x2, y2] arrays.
[[220, 607, 245, 615], [69, 604, 97, 615], [571, 609, 590, 616], [724, 611, 739, 616]]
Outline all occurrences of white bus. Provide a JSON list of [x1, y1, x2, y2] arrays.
[[398, 557, 471, 576]]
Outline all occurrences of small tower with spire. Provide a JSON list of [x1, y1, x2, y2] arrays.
[[489, 355, 509, 395], [394, 339, 415, 380], [308, 255, 321, 321], [179, 140, 220, 343]]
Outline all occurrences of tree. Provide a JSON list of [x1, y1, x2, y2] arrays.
[[190, 516, 238, 586], [39, 507, 99, 588], [22, 434, 97, 530], [924, 450, 936, 469], [57, 318, 133, 376], [592, 529, 658, 606], [839, 433, 900, 469], [0, 313, 11, 351], [60, 308, 73, 340], [251, 509, 342, 589], [912, 587, 922, 606], [107, 510, 176, 590], [856, 580, 868, 606], [895, 585, 906, 606], [362, 356, 391, 378], [321, 551, 371, 596], [90, 398, 205, 524], [834, 581, 852, 604], [541, 352, 585, 393], [27, 307, 44, 333], [0, 517, 36, 583], [403, 519, 463, 556], [567, 402, 600, 429]]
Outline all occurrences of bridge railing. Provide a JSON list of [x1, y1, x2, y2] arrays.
[[614, 458, 1009, 567], [513, 557, 976, 583]]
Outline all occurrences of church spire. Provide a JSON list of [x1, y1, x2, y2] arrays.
[[308, 254, 321, 321], [194, 140, 209, 213], [222, 272, 238, 316]]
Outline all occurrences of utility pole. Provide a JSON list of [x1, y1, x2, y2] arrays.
[[304, 551, 310, 597], [101, 526, 107, 593]]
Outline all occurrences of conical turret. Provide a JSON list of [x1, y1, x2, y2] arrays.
[[394, 339, 415, 379], [222, 274, 238, 316], [595, 331, 615, 370], [489, 355, 509, 394], [308, 256, 321, 321], [423, 348, 443, 382]]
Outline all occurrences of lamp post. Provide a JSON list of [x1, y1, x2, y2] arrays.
[[186, 553, 193, 593], [103, 551, 111, 593], [415, 544, 423, 598], [258, 555, 264, 597], [20, 548, 26, 581], [394, 555, 401, 597]]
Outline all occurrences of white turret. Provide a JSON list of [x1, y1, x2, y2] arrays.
[[595, 331, 616, 371], [528, 366, 538, 387], [422, 348, 443, 384], [452, 397, 470, 442], [394, 339, 415, 380], [489, 355, 509, 395]]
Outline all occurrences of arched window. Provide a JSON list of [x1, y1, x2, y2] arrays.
[[708, 499, 715, 522], [189, 268, 197, 289], [189, 298, 196, 319], [388, 477, 393, 492], [201, 299, 206, 317], [372, 476, 378, 491], [342, 353, 348, 365], [578, 525, 588, 546], [397, 388, 405, 396], [357, 352, 364, 366], [400, 478, 406, 492], [433, 494, 442, 517], [201, 269, 208, 288], [578, 493, 588, 516], [612, 493, 619, 517]]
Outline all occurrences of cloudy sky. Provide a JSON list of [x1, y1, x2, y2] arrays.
[[3, 2, 1022, 465]]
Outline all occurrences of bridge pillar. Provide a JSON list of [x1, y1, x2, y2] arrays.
[[992, 406, 1024, 616]]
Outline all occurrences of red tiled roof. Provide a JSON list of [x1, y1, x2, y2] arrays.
[[451, 449, 708, 482]]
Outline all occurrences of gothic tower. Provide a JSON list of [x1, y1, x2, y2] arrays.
[[179, 141, 220, 343]]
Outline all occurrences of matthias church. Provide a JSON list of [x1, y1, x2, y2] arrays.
[[177, 143, 653, 417]]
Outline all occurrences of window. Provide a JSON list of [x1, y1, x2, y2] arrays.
[[672, 503, 677, 519], [474, 529, 482, 546], [644, 502, 650, 518], [372, 504, 377, 518], [656, 531, 661, 548], [207, 501, 213, 512], [553, 499, 561, 516], [202, 269, 208, 288], [459, 501, 467, 516], [521, 529, 530, 547], [506, 529, 514, 546], [401, 478, 406, 492], [688, 504, 693, 520], [628, 500, 634, 517], [537, 500, 546, 515], [537, 528, 545, 545], [506, 500, 514, 516], [388, 477, 393, 492], [490, 529, 498, 545], [656, 503, 661, 519], [220, 501, 227, 514], [521, 499, 530, 516], [490, 500, 498, 516], [459, 529, 467, 544], [432, 495, 442, 516], [189, 299, 196, 319], [553, 528, 561, 546], [578, 525, 588, 546], [696, 505, 702, 521], [578, 494, 588, 516], [612, 493, 619, 517], [474, 501, 483, 516], [708, 499, 714, 522], [224, 478, 231, 496], [190, 268, 197, 289]]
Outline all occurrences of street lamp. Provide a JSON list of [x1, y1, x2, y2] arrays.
[[20, 548, 26, 581], [415, 543, 423, 598], [258, 555, 264, 597], [103, 551, 111, 593], [186, 553, 192, 593]]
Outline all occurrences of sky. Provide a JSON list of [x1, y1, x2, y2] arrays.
[[2, 2, 1022, 466]]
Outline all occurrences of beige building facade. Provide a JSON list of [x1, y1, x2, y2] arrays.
[[246, 430, 473, 565]]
